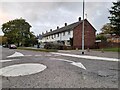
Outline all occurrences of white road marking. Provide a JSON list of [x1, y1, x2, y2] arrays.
[[7, 52, 24, 58], [71, 62, 86, 70], [0, 60, 13, 62], [0, 59, 19, 62], [34, 55, 42, 56], [50, 58, 86, 70], [0, 63, 47, 77], [51, 52, 119, 62]]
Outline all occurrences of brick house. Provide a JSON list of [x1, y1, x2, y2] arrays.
[[41, 17, 96, 49]]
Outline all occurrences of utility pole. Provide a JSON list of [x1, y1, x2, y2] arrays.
[[82, 0, 85, 54]]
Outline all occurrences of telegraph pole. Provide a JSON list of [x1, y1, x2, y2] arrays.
[[82, 0, 85, 54]]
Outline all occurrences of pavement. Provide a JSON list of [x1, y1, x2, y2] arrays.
[[0, 47, 119, 88], [23, 47, 119, 58]]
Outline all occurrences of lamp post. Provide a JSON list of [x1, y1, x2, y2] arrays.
[[82, 0, 85, 54]]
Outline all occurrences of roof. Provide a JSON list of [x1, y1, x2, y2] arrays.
[[42, 19, 96, 37], [42, 20, 82, 37]]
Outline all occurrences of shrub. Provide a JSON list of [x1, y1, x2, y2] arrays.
[[96, 35, 107, 42], [44, 42, 64, 50]]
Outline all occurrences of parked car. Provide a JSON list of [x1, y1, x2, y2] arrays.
[[2, 44, 8, 48], [9, 44, 17, 49]]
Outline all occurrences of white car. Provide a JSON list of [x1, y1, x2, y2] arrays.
[[9, 44, 17, 49]]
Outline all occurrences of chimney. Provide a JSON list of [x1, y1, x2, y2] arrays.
[[78, 17, 81, 21], [46, 31, 48, 33], [57, 26, 59, 29], [65, 23, 67, 26], [50, 29, 52, 32]]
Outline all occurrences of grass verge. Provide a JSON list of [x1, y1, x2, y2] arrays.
[[94, 47, 120, 52], [17, 47, 58, 52]]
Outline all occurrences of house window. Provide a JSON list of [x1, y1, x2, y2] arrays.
[[51, 35, 53, 39], [47, 36, 49, 39], [54, 34, 56, 38], [57, 33, 59, 37], [63, 32, 65, 36], [68, 31, 70, 35], [52, 36, 53, 39]]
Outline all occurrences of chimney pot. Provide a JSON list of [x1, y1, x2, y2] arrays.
[[50, 29, 52, 32], [65, 23, 67, 26], [78, 17, 81, 21], [42, 32, 44, 35], [57, 26, 59, 29]]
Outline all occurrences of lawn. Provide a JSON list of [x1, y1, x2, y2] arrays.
[[95, 47, 120, 52]]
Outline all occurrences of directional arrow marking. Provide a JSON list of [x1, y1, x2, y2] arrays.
[[50, 58, 86, 70], [71, 62, 86, 70]]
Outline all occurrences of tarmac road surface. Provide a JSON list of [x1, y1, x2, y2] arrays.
[[0, 47, 119, 88]]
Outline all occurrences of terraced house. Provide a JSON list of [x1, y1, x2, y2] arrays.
[[41, 17, 96, 49]]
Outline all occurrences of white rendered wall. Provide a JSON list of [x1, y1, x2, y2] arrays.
[[41, 30, 73, 43]]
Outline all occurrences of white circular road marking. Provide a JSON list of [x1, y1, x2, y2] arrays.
[[0, 63, 47, 77]]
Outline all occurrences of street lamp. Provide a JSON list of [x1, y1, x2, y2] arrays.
[[82, 0, 85, 54]]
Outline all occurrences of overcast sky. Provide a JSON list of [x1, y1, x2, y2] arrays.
[[0, 0, 117, 36]]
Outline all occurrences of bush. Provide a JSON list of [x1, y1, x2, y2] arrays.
[[96, 35, 107, 42], [44, 42, 64, 50]]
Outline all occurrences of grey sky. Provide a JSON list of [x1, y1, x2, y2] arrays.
[[0, 1, 117, 35]]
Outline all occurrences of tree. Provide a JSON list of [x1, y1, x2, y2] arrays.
[[108, 1, 120, 36], [96, 34, 107, 42], [1, 18, 36, 47], [101, 23, 114, 35]]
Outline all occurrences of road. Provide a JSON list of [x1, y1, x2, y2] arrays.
[[0, 47, 119, 88]]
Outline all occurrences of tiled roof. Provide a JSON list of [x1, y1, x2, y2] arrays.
[[42, 19, 96, 37], [42, 20, 83, 37]]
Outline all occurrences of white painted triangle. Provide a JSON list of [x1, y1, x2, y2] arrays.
[[7, 52, 24, 58], [71, 62, 86, 70]]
